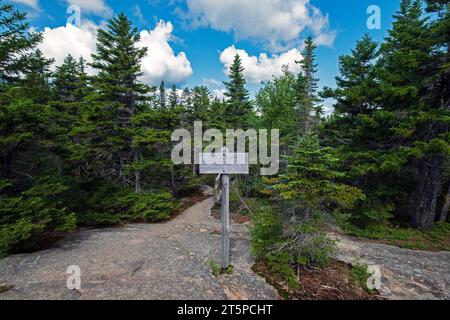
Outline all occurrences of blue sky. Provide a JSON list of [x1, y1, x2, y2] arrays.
[[11, 0, 401, 101]]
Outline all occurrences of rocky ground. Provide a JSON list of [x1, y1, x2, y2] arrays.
[[1, 189, 449, 300], [331, 233, 450, 300], [0, 193, 277, 300]]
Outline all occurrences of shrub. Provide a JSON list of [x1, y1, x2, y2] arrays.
[[0, 178, 76, 256], [350, 262, 373, 293], [116, 191, 179, 221], [250, 204, 282, 257], [266, 252, 299, 290], [77, 184, 179, 225]]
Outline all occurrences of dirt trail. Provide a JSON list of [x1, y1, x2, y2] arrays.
[[1, 189, 449, 300], [0, 192, 277, 300]]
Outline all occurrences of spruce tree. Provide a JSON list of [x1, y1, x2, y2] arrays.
[[159, 80, 166, 109], [191, 85, 210, 123], [168, 84, 178, 109], [378, 0, 448, 229], [321, 34, 395, 225], [322, 0, 449, 229], [295, 37, 321, 136], [88, 13, 151, 193], [425, 0, 450, 223], [324, 34, 381, 116], [53, 54, 87, 103], [223, 54, 252, 128], [0, 2, 42, 84], [20, 49, 54, 104]]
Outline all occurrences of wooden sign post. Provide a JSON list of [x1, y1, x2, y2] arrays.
[[200, 149, 249, 269], [220, 173, 230, 269]]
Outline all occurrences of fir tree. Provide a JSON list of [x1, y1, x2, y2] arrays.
[[223, 54, 252, 128], [191, 85, 210, 122], [159, 80, 166, 110], [0, 1, 42, 83], [20, 49, 54, 104], [168, 84, 178, 109], [295, 37, 321, 135], [88, 13, 151, 193], [324, 34, 381, 116], [53, 54, 88, 103]]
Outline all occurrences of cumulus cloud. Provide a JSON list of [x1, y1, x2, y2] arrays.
[[183, 0, 336, 51], [38, 20, 193, 85], [220, 45, 302, 84], [138, 20, 193, 85], [10, 0, 39, 9], [39, 22, 98, 73], [203, 78, 221, 87], [212, 89, 227, 100], [66, 0, 113, 17]]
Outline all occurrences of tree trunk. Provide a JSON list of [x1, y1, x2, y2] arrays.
[[171, 166, 176, 192], [411, 159, 427, 228], [57, 158, 64, 177], [419, 154, 443, 229], [134, 150, 141, 194], [3, 152, 12, 178], [439, 183, 450, 222]]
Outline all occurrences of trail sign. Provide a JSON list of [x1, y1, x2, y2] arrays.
[[199, 149, 249, 269], [199, 152, 249, 174]]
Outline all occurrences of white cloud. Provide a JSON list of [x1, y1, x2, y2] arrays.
[[220, 45, 302, 84], [39, 22, 98, 73], [10, 0, 39, 9], [66, 0, 113, 17], [203, 78, 221, 87], [184, 0, 335, 51], [138, 20, 193, 85], [212, 89, 227, 100], [38, 20, 193, 85]]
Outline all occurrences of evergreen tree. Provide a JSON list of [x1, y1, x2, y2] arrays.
[[295, 37, 321, 136], [207, 97, 226, 130], [159, 80, 166, 109], [0, 1, 42, 83], [426, 0, 450, 222], [53, 55, 88, 103], [88, 13, 151, 193], [321, 34, 396, 225], [322, 0, 449, 229], [378, 0, 448, 229], [168, 84, 178, 109], [20, 49, 54, 104], [378, 0, 433, 112], [223, 54, 252, 128], [323, 34, 381, 116], [191, 85, 210, 122], [261, 134, 364, 272]]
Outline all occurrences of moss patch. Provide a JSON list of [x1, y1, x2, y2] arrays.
[[345, 222, 450, 252], [253, 259, 382, 300]]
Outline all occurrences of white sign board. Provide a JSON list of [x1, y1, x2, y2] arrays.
[[199, 153, 249, 174]]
